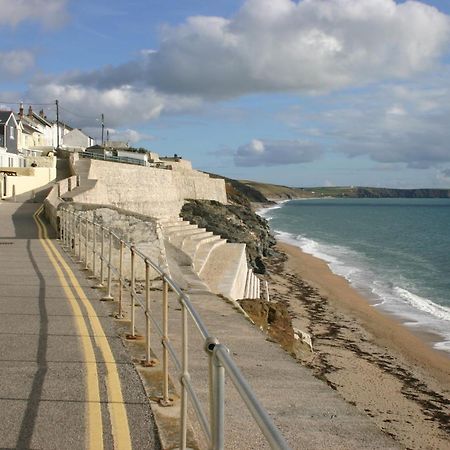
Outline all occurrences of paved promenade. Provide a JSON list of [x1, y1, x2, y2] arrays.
[[0, 200, 160, 449]]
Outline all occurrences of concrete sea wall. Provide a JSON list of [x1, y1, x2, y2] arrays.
[[68, 158, 226, 218]]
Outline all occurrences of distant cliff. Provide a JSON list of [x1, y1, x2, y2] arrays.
[[237, 181, 450, 201]]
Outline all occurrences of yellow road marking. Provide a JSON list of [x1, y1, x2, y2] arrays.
[[33, 206, 104, 450], [35, 206, 132, 450]]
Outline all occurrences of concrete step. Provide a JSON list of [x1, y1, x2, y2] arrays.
[[194, 239, 227, 274], [243, 269, 252, 299], [158, 217, 183, 225], [165, 228, 206, 246], [162, 223, 198, 233], [199, 243, 247, 299], [181, 233, 219, 258], [178, 265, 210, 291]]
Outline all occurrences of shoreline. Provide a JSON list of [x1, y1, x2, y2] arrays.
[[277, 241, 450, 379], [266, 241, 450, 448]]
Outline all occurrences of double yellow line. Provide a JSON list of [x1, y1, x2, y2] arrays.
[[33, 205, 132, 450]]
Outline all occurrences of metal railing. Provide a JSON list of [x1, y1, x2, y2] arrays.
[[58, 206, 290, 450], [80, 151, 172, 170]]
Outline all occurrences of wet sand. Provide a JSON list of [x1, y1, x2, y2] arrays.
[[267, 241, 450, 449]]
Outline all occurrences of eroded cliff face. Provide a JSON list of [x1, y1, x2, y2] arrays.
[[180, 199, 277, 274]]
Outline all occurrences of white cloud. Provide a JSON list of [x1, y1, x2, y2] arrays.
[[234, 138, 322, 166], [21, 0, 450, 135], [37, 0, 450, 102], [283, 73, 450, 168], [0, 0, 68, 28], [106, 128, 155, 144], [0, 50, 34, 79], [27, 81, 202, 128], [147, 0, 450, 97]]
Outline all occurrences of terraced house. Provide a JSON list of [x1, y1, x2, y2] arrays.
[[0, 110, 22, 168]]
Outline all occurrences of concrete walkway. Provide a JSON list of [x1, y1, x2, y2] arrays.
[[131, 284, 400, 449], [0, 200, 160, 449]]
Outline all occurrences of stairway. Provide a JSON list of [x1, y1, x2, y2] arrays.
[[160, 218, 260, 300]]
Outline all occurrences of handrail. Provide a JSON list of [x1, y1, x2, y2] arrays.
[[79, 151, 172, 170], [58, 205, 290, 450]]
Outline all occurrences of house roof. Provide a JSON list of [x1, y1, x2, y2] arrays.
[[0, 110, 14, 126], [15, 115, 42, 134]]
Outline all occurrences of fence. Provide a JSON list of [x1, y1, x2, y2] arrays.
[[58, 206, 290, 450], [80, 151, 172, 169]]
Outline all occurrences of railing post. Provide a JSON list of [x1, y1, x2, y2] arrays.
[[90, 222, 97, 279], [101, 231, 114, 301], [64, 210, 69, 248], [115, 240, 124, 318], [180, 300, 189, 449], [83, 219, 89, 270], [94, 227, 105, 288], [211, 346, 225, 450], [126, 247, 136, 339], [142, 260, 156, 367], [77, 216, 82, 262], [205, 336, 221, 449], [159, 277, 173, 407], [59, 210, 63, 242], [73, 215, 79, 257]]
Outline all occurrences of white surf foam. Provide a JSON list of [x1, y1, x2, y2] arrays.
[[256, 200, 290, 218], [275, 230, 450, 354]]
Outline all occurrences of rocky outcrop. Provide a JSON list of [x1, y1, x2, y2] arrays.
[[180, 200, 277, 274]]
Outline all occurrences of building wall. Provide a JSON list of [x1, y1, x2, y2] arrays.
[[0, 167, 56, 198], [62, 129, 92, 148], [0, 149, 24, 167], [3, 116, 18, 154], [70, 159, 227, 218]]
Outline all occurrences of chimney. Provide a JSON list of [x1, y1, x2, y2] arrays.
[[19, 102, 24, 118], [28, 105, 33, 117], [39, 109, 45, 118]]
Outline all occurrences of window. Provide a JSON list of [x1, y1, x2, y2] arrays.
[[10, 126, 14, 140]]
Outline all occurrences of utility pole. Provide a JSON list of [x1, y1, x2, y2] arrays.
[[101, 113, 104, 146], [56, 99, 60, 149], [106, 129, 109, 143]]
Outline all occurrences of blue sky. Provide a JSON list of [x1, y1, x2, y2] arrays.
[[1, 0, 450, 188]]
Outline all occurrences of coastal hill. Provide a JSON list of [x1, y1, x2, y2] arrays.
[[238, 180, 450, 201]]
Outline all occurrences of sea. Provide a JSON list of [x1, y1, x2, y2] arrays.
[[258, 198, 450, 354]]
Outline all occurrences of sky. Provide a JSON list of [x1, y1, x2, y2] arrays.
[[1, 0, 450, 188]]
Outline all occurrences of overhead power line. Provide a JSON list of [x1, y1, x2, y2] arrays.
[[58, 105, 99, 122], [0, 101, 55, 107]]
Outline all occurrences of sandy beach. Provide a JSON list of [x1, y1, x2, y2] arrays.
[[265, 241, 450, 449]]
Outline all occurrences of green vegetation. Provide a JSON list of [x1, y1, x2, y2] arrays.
[[240, 181, 450, 200]]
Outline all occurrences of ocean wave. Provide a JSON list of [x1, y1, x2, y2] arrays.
[[256, 200, 290, 218], [394, 287, 450, 322], [275, 229, 450, 353], [275, 230, 363, 282]]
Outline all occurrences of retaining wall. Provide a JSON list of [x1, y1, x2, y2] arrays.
[[0, 167, 57, 198], [69, 159, 227, 219]]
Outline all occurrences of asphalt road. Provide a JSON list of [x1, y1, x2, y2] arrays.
[[0, 200, 161, 449]]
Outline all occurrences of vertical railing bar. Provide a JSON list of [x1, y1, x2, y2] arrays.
[[94, 226, 104, 288], [129, 247, 136, 338], [71, 212, 75, 256], [59, 210, 63, 242], [212, 349, 225, 450], [100, 227, 105, 286], [101, 231, 113, 301], [116, 240, 124, 318], [180, 300, 188, 449], [84, 218, 89, 270], [142, 260, 156, 367], [159, 278, 172, 406], [90, 222, 96, 279], [77, 216, 82, 262]]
